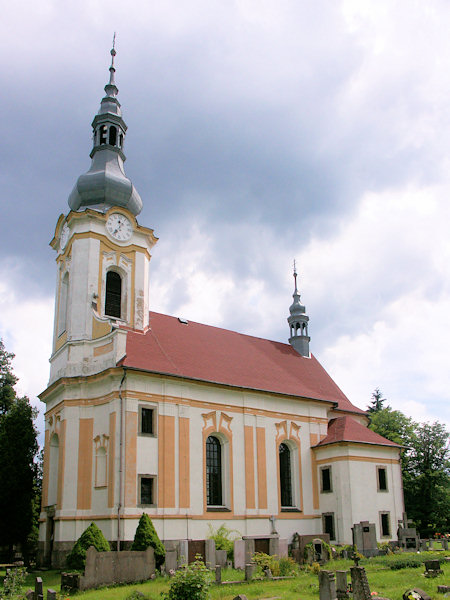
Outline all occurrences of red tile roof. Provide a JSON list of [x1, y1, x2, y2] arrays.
[[121, 312, 365, 414], [315, 416, 400, 447]]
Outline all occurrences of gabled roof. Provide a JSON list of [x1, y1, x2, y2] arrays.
[[121, 312, 365, 413], [315, 416, 400, 447]]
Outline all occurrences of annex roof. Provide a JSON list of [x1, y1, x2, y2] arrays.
[[315, 416, 401, 447], [121, 312, 365, 413]]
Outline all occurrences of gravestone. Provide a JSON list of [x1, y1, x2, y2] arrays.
[[437, 585, 450, 594], [47, 591, 57, 600], [318, 570, 337, 600], [245, 563, 255, 581], [306, 538, 330, 564], [215, 565, 222, 583], [234, 539, 246, 569], [205, 539, 216, 568], [397, 512, 419, 551], [164, 549, 178, 574], [269, 536, 280, 556], [336, 570, 349, 600], [278, 538, 289, 558], [424, 559, 443, 577], [35, 576, 44, 600], [352, 521, 378, 558], [264, 567, 273, 579], [420, 539, 429, 551], [178, 539, 189, 567], [244, 538, 255, 566], [350, 566, 372, 600], [216, 549, 227, 567], [402, 589, 431, 600], [25, 590, 34, 600], [233, 596, 249, 600], [442, 539, 449, 551]]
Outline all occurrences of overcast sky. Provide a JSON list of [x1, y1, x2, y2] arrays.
[[1, 0, 449, 442]]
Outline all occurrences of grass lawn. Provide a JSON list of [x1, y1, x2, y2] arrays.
[[2, 551, 448, 599]]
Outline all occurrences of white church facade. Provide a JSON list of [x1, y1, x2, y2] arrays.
[[38, 48, 404, 566]]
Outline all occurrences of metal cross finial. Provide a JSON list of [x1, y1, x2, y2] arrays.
[[293, 259, 298, 290], [110, 32, 117, 66]]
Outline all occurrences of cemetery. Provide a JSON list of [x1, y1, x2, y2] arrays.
[[1, 518, 449, 600]]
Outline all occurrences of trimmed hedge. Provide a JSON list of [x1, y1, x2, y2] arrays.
[[66, 522, 110, 570], [131, 513, 165, 569]]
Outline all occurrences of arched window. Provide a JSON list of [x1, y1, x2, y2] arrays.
[[58, 272, 69, 336], [279, 442, 294, 507], [99, 125, 107, 145], [48, 433, 59, 506], [105, 271, 122, 318], [206, 436, 222, 506], [109, 126, 117, 146]]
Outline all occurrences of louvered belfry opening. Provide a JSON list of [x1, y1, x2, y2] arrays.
[[105, 271, 122, 318]]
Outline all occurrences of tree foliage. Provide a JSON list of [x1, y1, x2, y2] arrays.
[[368, 388, 450, 536], [367, 387, 387, 414], [66, 522, 110, 570], [131, 513, 165, 569], [0, 340, 39, 562]]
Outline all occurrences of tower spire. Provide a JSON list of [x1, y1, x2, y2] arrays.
[[68, 38, 143, 216], [287, 261, 310, 357]]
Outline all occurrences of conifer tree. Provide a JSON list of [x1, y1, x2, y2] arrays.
[[66, 522, 110, 570], [131, 513, 165, 569]]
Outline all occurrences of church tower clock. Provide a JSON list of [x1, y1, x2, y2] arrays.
[[49, 46, 157, 385]]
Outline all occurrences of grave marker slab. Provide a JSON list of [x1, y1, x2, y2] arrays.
[[319, 570, 337, 600]]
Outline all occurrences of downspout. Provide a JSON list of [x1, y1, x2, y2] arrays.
[[117, 367, 127, 551]]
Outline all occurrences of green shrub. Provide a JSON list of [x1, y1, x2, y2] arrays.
[[161, 557, 212, 600], [2, 566, 27, 598], [66, 522, 110, 570], [207, 522, 239, 560], [278, 556, 299, 576], [131, 513, 165, 569]]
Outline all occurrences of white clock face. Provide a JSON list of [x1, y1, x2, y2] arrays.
[[60, 223, 69, 250], [106, 213, 133, 242]]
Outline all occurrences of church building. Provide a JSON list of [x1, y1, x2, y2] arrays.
[[38, 48, 404, 567]]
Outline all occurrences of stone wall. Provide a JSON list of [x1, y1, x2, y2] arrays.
[[79, 546, 155, 590]]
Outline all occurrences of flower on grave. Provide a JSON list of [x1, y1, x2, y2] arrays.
[[169, 569, 175, 577], [371, 592, 378, 596], [150, 574, 156, 579]]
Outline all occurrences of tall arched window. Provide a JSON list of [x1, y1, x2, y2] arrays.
[[48, 433, 59, 506], [109, 126, 117, 146], [279, 442, 294, 507], [57, 272, 69, 336], [206, 436, 222, 506], [105, 271, 122, 318]]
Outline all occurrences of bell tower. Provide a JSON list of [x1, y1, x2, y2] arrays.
[[49, 44, 157, 385], [287, 263, 310, 357]]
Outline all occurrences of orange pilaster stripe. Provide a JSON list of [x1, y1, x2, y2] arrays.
[[77, 418, 93, 510], [310, 433, 319, 509], [124, 411, 137, 506], [256, 427, 267, 509], [158, 415, 175, 508], [179, 417, 190, 508], [41, 430, 50, 509], [244, 425, 255, 509], [108, 412, 116, 508], [56, 420, 66, 510]]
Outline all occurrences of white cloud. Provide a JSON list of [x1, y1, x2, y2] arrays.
[[296, 184, 450, 427], [0, 262, 53, 439]]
